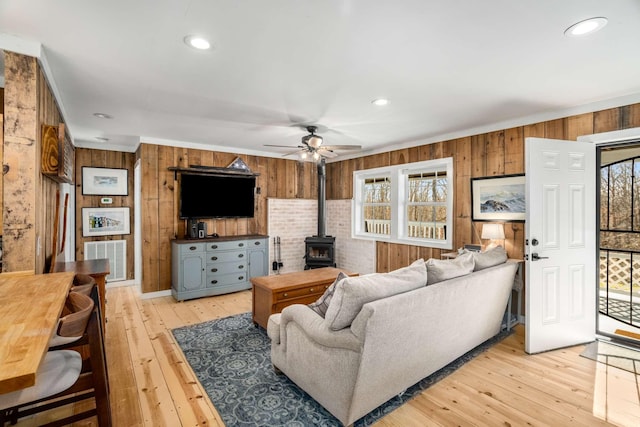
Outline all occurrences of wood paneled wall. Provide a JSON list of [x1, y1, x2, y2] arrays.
[[2, 51, 63, 273], [138, 143, 318, 293], [74, 148, 136, 278], [327, 103, 640, 273]]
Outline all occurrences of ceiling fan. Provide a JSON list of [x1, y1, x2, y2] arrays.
[[265, 125, 362, 161]]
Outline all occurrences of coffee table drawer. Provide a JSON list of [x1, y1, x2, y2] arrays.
[[275, 283, 329, 301], [274, 295, 319, 312]]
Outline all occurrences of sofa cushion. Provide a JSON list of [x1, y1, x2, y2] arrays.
[[308, 272, 348, 318], [425, 252, 474, 285], [325, 259, 427, 331], [472, 246, 507, 271]]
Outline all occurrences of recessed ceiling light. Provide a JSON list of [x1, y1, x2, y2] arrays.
[[184, 35, 211, 50], [95, 137, 109, 142], [372, 98, 389, 106], [564, 17, 608, 37], [93, 112, 113, 119]]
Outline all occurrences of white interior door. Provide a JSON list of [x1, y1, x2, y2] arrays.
[[525, 137, 596, 354]]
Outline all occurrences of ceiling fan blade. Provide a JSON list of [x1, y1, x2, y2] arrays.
[[264, 144, 303, 149], [321, 144, 362, 151], [319, 150, 339, 159], [282, 149, 305, 157]]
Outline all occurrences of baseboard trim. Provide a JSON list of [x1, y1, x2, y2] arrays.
[[106, 279, 135, 288], [139, 289, 172, 300]]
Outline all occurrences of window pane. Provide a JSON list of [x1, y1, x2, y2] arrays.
[[364, 205, 391, 235], [406, 206, 447, 240], [408, 172, 447, 202], [364, 178, 390, 203], [609, 162, 632, 230]]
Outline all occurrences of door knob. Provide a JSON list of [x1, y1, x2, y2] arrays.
[[531, 253, 549, 261]]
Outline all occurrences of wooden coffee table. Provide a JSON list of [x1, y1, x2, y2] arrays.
[[251, 267, 356, 329]]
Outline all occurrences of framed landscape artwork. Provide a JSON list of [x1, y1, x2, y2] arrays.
[[82, 207, 131, 237], [471, 174, 526, 222], [82, 167, 128, 195]]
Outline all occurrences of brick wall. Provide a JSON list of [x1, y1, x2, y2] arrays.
[[267, 198, 376, 275]]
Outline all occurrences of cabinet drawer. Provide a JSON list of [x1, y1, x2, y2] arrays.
[[175, 242, 205, 255], [206, 262, 247, 276], [206, 250, 245, 263], [207, 240, 247, 251], [275, 284, 328, 301], [206, 272, 247, 287], [247, 238, 266, 248]]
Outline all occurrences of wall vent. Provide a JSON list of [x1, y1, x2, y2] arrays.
[[84, 240, 126, 282]]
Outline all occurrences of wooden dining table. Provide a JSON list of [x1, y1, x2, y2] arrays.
[[0, 271, 75, 394]]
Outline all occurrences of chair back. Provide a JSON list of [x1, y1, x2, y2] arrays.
[[57, 292, 94, 338]]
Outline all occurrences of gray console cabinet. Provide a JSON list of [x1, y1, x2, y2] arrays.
[[172, 235, 268, 301]]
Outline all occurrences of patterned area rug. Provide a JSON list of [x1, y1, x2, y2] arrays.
[[172, 312, 511, 427]]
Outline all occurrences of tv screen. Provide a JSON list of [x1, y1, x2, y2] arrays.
[[179, 173, 255, 219]]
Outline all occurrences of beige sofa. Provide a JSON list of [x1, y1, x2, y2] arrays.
[[267, 255, 519, 426]]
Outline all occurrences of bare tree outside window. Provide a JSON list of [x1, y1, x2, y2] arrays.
[[363, 177, 391, 235], [407, 172, 447, 239]]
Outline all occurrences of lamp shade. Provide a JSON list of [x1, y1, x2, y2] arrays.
[[481, 223, 505, 240]]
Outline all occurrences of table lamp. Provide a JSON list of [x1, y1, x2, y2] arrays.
[[481, 223, 505, 250]]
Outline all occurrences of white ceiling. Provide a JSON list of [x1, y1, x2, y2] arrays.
[[1, 0, 640, 159]]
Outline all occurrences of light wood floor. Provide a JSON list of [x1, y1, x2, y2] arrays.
[[15, 286, 640, 426]]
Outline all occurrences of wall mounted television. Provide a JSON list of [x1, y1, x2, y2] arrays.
[[179, 173, 256, 219]]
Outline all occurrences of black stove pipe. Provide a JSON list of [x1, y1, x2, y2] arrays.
[[317, 158, 326, 237]]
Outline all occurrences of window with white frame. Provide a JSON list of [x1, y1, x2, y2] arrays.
[[352, 158, 453, 249]]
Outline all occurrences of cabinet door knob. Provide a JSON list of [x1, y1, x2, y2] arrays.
[[309, 288, 314, 292], [239, 243, 244, 247], [238, 254, 244, 258], [254, 241, 261, 245], [211, 268, 218, 272], [211, 280, 218, 284], [283, 293, 288, 297], [211, 245, 218, 249], [239, 265, 244, 269], [238, 276, 244, 280], [211, 256, 218, 261], [189, 246, 197, 250]]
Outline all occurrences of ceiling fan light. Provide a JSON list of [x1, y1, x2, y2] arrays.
[[312, 151, 320, 160], [372, 98, 389, 106], [308, 136, 323, 148], [300, 151, 308, 160]]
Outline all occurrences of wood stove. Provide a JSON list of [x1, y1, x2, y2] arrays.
[[304, 236, 336, 269], [304, 159, 337, 269]]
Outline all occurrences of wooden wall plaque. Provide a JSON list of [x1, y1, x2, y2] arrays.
[[41, 123, 74, 184]]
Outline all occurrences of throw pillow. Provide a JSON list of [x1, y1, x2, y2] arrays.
[[308, 272, 348, 318], [473, 246, 507, 271], [425, 251, 474, 285], [324, 258, 427, 331]]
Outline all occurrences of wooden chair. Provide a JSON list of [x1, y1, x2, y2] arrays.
[[0, 289, 112, 426], [49, 290, 94, 347], [71, 273, 97, 296]]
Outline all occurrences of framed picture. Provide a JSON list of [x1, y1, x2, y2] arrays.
[[471, 174, 525, 222], [82, 207, 130, 237], [82, 167, 128, 196]]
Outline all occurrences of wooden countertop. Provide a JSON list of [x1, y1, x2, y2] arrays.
[[172, 234, 268, 244], [0, 271, 75, 394]]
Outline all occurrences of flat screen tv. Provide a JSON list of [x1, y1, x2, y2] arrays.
[[179, 173, 255, 219]]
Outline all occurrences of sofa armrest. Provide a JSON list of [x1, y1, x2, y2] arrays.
[[278, 304, 362, 352]]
